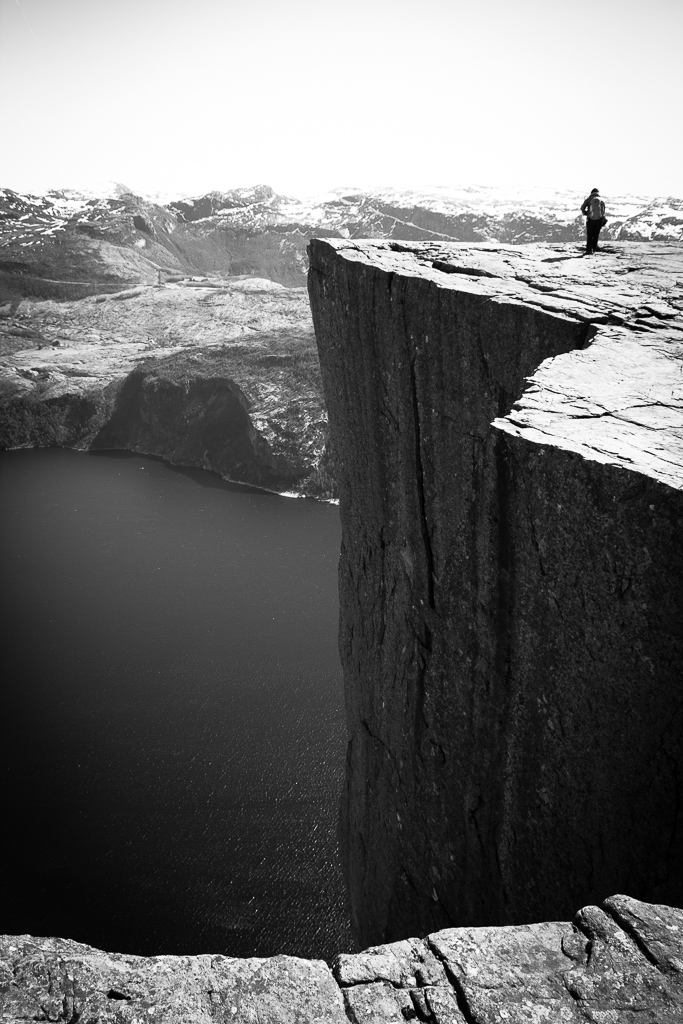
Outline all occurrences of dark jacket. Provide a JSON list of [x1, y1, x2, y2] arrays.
[[581, 194, 606, 220]]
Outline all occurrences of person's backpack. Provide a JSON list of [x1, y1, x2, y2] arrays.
[[588, 194, 603, 220]]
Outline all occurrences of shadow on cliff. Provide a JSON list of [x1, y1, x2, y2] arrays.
[[90, 364, 303, 492]]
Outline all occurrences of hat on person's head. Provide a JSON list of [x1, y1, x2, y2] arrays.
[[591, 188, 600, 194]]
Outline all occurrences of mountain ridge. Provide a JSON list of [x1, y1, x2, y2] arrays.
[[2, 183, 682, 299]]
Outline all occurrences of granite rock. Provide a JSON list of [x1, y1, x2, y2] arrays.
[[334, 895, 683, 1022], [0, 935, 347, 1024], [308, 239, 683, 947], [3, 897, 683, 1023]]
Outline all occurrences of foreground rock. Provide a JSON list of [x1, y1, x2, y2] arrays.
[[308, 239, 683, 947], [2, 896, 683, 1022], [0, 278, 334, 496], [0, 939, 347, 1024]]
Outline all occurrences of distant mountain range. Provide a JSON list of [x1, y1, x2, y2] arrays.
[[1, 183, 682, 299]]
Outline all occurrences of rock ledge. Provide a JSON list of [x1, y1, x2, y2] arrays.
[[2, 896, 683, 1022]]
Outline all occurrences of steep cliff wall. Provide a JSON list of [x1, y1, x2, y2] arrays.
[[308, 239, 683, 948]]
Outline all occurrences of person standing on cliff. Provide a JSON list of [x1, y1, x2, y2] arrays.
[[581, 188, 606, 254]]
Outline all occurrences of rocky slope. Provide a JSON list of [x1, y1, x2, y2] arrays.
[[0, 277, 333, 496], [2, 895, 682, 1022], [308, 238, 683, 948], [0, 183, 183, 299]]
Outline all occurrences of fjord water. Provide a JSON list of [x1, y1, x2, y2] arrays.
[[0, 447, 352, 959]]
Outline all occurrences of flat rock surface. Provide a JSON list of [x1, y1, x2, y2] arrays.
[[322, 239, 683, 488], [2, 897, 683, 1022], [0, 278, 313, 394]]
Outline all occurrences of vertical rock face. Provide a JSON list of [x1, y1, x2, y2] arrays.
[[308, 238, 683, 948]]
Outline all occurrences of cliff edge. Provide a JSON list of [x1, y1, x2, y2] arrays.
[[2, 895, 683, 1022], [308, 239, 683, 948]]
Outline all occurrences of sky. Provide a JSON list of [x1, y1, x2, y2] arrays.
[[1, 0, 682, 199]]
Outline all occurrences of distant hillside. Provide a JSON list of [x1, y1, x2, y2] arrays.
[[1, 183, 681, 299]]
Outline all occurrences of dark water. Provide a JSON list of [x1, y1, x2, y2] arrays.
[[0, 447, 352, 960]]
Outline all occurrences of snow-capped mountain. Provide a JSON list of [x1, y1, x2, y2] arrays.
[[169, 184, 683, 244], [1, 183, 681, 299]]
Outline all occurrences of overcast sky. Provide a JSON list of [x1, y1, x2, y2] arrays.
[[1, 0, 681, 199]]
